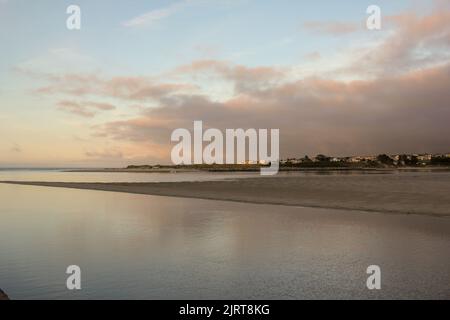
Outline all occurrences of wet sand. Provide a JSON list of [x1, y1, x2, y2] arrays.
[[2, 172, 450, 216]]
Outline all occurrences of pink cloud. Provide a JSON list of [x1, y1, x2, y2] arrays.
[[57, 100, 116, 117], [92, 63, 450, 160], [37, 74, 196, 102]]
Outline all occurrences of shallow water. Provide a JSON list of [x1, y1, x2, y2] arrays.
[[1, 168, 446, 184], [0, 168, 381, 183], [0, 168, 259, 183], [0, 183, 449, 299]]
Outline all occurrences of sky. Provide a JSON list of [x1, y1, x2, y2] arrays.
[[0, 0, 449, 167]]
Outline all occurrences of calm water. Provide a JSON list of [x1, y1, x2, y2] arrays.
[[0, 168, 259, 183], [0, 168, 394, 183], [0, 183, 450, 299]]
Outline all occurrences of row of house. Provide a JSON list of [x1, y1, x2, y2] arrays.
[[280, 153, 450, 165]]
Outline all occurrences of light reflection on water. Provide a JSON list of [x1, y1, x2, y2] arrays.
[[0, 183, 450, 299], [0, 169, 259, 183], [4, 168, 440, 184]]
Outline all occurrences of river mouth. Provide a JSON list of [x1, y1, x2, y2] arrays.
[[1, 182, 450, 299]]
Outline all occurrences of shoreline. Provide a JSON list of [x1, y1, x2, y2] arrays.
[[62, 166, 450, 173], [2, 173, 450, 217]]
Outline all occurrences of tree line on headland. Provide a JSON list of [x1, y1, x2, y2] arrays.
[[126, 153, 450, 171]]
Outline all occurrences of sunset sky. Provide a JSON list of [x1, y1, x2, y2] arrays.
[[1, 0, 449, 167]]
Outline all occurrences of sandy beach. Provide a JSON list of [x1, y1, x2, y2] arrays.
[[2, 172, 450, 216]]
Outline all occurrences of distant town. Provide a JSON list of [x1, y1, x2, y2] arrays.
[[126, 152, 450, 171], [278, 152, 450, 167]]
